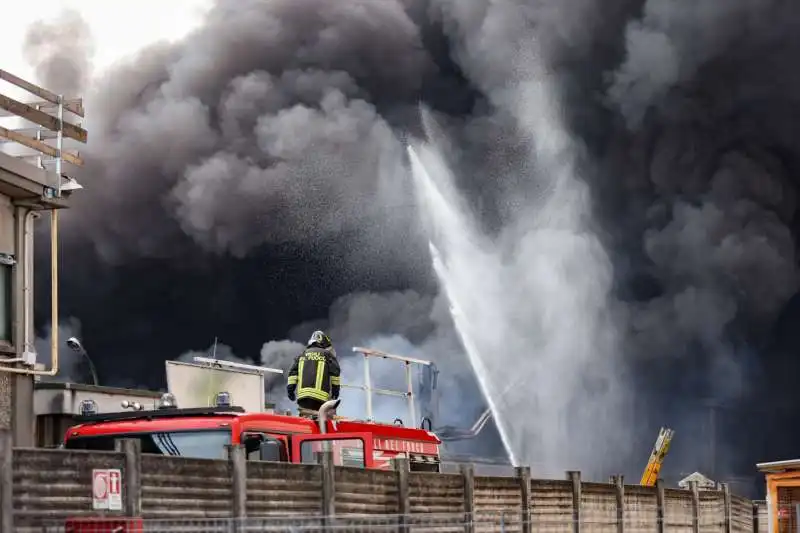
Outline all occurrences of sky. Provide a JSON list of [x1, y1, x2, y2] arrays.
[[4, 0, 212, 96]]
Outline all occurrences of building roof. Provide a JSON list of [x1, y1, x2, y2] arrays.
[[0, 150, 72, 208], [756, 459, 800, 473], [34, 381, 163, 398]]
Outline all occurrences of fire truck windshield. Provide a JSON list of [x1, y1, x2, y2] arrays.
[[65, 429, 232, 460]]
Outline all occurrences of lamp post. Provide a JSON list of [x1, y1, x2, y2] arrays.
[[66, 336, 99, 386]]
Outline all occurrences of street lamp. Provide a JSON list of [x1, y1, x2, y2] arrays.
[[66, 337, 99, 386]]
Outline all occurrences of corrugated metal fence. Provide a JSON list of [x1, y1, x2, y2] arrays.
[[0, 431, 761, 533]]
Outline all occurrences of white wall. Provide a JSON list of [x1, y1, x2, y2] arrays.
[[0, 194, 13, 254]]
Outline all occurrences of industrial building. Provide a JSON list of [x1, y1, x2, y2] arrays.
[[0, 69, 87, 446]]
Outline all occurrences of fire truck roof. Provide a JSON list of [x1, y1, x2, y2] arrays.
[[67, 406, 441, 444]]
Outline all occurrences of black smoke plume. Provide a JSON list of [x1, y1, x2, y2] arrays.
[[20, 0, 800, 494]]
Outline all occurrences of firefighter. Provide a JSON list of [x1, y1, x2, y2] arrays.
[[286, 330, 341, 416]]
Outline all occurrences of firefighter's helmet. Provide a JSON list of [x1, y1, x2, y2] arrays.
[[308, 330, 332, 349]]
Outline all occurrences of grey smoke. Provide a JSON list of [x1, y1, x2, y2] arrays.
[[607, 0, 758, 130], [60, 0, 431, 264], [23, 0, 800, 487], [22, 8, 94, 97], [35, 317, 87, 384], [261, 290, 484, 427]]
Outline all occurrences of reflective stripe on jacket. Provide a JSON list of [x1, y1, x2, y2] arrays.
[[287, 347, 341, 402]]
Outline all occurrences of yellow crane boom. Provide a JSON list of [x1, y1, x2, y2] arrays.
[[640, 427, 675, 486]]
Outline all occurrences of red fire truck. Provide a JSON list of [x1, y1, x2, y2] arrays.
[[63, 393, 442, 471]]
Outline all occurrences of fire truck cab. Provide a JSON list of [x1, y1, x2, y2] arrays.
[[63, 393, 442, 472]]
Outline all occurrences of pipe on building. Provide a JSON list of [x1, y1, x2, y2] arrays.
[[0, 208, 59, 377], [22, 210, 36, 353]]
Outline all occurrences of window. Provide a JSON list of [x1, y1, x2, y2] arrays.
[[0, 261, 10, 343], [241, 432, 288, 462], [300, 438, 365, 468], [65, 429, 233, 460]]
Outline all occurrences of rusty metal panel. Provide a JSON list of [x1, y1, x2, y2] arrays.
[[12, 448, 124, 530], [140, 454, 232, 519], [530, 479, 573, 531], [582, 482, 617, 533], [246, 461, 322, 516], [624, 486, 658, 533], [334, 466, 398, 515]]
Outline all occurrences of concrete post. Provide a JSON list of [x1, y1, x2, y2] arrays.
[[568, 471, 582, 533], [721, 483, 732, 533], [752, 502, 760, 533], [227, 444, 247, 524], [656, 479, 666, 533], [115, 439, 141, 517], [0, 429, 12, 533], [321, 450, 335, 527], [689, 480, 700, 533], [460, 464, 475, 533], [516, 466, 531, 533], [613, 475, 625, 533], [393, 457, 410, 533]]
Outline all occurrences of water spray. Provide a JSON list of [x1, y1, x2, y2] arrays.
[[408, 144, 518, 466]]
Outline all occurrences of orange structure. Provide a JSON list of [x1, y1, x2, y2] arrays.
[[758, 459, 800, 533]]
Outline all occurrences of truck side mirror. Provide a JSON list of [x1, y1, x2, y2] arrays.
[[259, 440, 282, 462]]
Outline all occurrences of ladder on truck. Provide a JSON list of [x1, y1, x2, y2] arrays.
[[342, 346, 433, 428], [640, 427, 675, 486]]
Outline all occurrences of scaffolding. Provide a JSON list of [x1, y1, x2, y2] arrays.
[[0, 69, 86, 188]]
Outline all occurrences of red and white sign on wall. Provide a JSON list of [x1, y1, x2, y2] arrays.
[[92, 469, 123, 511]]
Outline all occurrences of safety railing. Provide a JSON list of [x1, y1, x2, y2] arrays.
[[343, 347, 433, 427]]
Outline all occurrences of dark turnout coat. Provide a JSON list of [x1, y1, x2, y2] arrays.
[[286, 346, 341, 403]]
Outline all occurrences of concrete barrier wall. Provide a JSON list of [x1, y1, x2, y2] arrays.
[[698, 491, 726, 532], [12, 447, 125, 526], [731, 495, 755, 533], [623, 485, 659, 533], [581, 482, 617, 533], [530, 479, 574, 529], [334, 467, 398, 515], [664, 488, 694, 533], [140, 454, 233, 519], [408, 471, 465, 515], [475, 475, 524, 531], [247, 460, 322, 516], [1, 435, 762, 533]]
